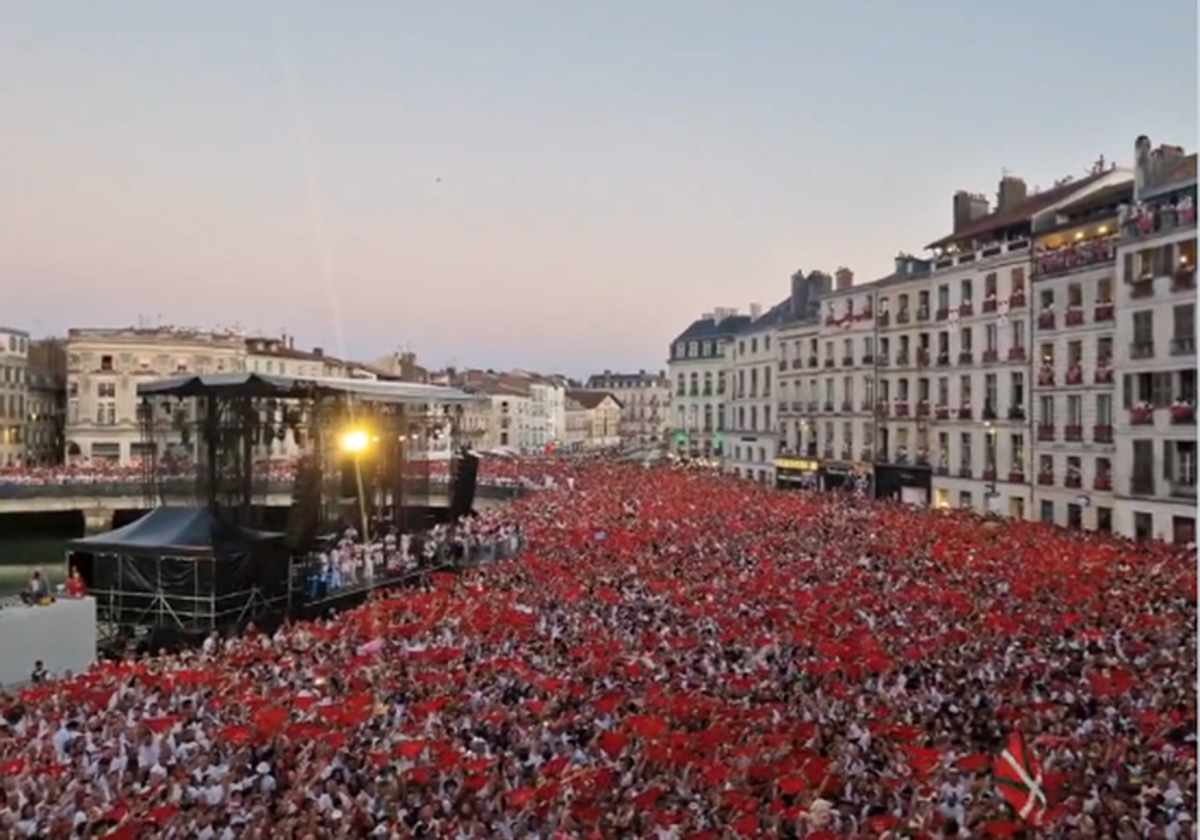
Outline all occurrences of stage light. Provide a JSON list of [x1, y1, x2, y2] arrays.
[[340, 429, 370, 453]]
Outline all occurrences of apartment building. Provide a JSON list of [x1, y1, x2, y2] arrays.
[[564, 390, 623, 450], [25, 338, 67, 466], [1028, 179, 1131, 531], [667, 309, 750, 458], [584, 370, 670, 445], [1113, 137, 1198, 543], [920, 167, 1130, 516], [0, 327, 30, 467], [65, 327, 247, 465], [727, 301, 791, 483]]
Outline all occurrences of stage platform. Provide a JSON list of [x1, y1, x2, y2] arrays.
[[0, 598, 97, 687]]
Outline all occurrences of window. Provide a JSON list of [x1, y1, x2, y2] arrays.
[[1131, 440, 1155, 495], [1096, 276, 1113, 304], [1180, 238, 1197, 271], [1040, 500, 1055, 523], [1173, 303, 1196, 347], [960, 327, 973, 352], [1132, 311, 1154, 346], [937, 285, 950, 310], [676, 374, 685, 396], [918, 377, 930, 402], [100, 354, 114, 371], [1010, 433, 1025, 473], [1067, 340, 1082, 365], [1067, 504, 1082, 529], [1166, 440, 1197, 488], [959, 375, 972, 405], [1172, 516, 1195, 545], [1067, 283, 1083, 307], [96, 401, 116, 425], [1096, 394, 1113, 426], [750, 338, 758, 354], [959, 491, 973, 509], [898, 378, 910, 401], [985, 374, 997, 410], [1011, 266, 1026, 294], [1096, 506, 1112, 532], [897, 294, 909, 314], [701, 341, 713, 356], [1126, 372, 1171, 408], [763, 336, 771, 350], [1067, 395, 1082, 426], [984, 273, 997, 297], [97, 382, 117, 399], [1133, 511, 1153, 541], [1039, 395, 1055, 425], [985, 324, 998, 352], [961, 432, 974, 466], [824, 379, 834, 402], [1040, 343, 1055, 365], [1011, 372, 1025, 410], [917, 290, 930, 314], [1097, 336, 1113, 364], [1011, 319, 1025, 348], [937, 377, 949, 405], [843, 376, 853, 402], [842, 338, 853, 359], [688, 341, 698, 357], [961, 279, 973, 303]]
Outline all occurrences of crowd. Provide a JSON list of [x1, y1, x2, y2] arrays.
[[0, 464, 1194, 839]]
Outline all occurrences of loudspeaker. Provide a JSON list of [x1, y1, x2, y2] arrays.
[[450, 453, 479, 518]]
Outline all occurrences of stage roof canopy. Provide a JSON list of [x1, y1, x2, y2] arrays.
[[137, 372, 479, 405], [70, 507, 282, 558]]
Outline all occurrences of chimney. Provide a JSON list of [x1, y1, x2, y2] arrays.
[[312, 347, 323, 358], [749, 303, 763, 320], [996, 175, 1028, 213], [953, 191, 990, 232], [835, 267, 854, 290]]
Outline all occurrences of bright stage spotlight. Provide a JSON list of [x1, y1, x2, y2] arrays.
[[340, 429, 370, 453]]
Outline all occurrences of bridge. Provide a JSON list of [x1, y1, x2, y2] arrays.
[[0, 480, 522, 532]]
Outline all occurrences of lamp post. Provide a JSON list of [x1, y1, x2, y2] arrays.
[[983, 420, 998, 506]]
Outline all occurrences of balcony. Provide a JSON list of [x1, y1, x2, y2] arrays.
[[878, 355, 891, 368], [894, 401, 911, 418], [1130, 342, 1155, 360], [1007, 406, 1026, 421], [1065, 473, 1083, 489], [840, 400, 855, 413], [1065, 365, 1084, 386], [959, 466, 974, 479], [1094, 365, 1114, 384], [935, 462, 950, 476], [822, 401, 835, 413], [1037, 472, 1055, 487], [936, 352, 951, 367], [896, 310, 911, 325], [917, 348, 931, 367], [791, 401, 804, 412], [1093, 425, 1113, 444], [958, 351, 974, 365], [1009, 290, 1027, 309], [916, 306, 930, 322], [842, 356, 855, 368], [1122, 198, 1198, 238], [895, 351, 910, 366], [1037, 424, 1055, 442], [823, 359, 835, 369], [1170, 337, 1196, 356], [982, 404, 997, 421], [935, 405, 950, 420], [936, 307, 950, 322], [1037, 310, 1056, 330], [982, 296, 998, 314], [822, 447, 835, 460], [1033, 237, 1118, 278], [1173, 265, 1197, 292], [1008, 470, 1026, 484], [982, 467, 996, 481], [824, 315, 838, 327], [1171, 403, 1196, 424], [807, 356, 819, 368], [1129, 405, 1155, 425], [1064, 424, 1084, 442], [1064, 307, 1085, 327], [982, 349, 999, 363], [916, 401, 930, 418], [877, 312, 891, 327], [791, 358, 803, 369], [958, 406, 974, 420], [1008, 347, 1027, 362], [1093, 301, 1114, 322], [806, 400, 819, 412], [861, 354, 875, 365], [1093, 473, 1112, 491], [1037, 367, 1055, 386], [876, 400, 890, 417], [960, 302, 975, 317], [1129, 276, 1155, 299]]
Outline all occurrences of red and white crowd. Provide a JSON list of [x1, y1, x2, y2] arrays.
[[0, 464, 1194, 839]]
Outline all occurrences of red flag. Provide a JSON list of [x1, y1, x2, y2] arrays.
[[993, 731, 1047, 824]]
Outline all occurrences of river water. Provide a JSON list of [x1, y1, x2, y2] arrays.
[[0, 535, 72, 596]]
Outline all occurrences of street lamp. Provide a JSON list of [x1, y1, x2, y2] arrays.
[[983, 420, 998, 501]]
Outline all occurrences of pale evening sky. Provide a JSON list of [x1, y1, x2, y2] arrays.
[[0, 1, 1195, 376]]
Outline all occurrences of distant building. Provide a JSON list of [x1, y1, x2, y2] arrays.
[[564, 390, 623, 450], [25, 338, 67, 466], [665, 308, 751, 458], [0, 327, 30, 467], [584, 369, 670, 445]]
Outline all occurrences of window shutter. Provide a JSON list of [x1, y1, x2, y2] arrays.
[[1122, 374, 1133, 409], [1161, 243, 1175, 275], [1163, 440, 1174, 482], [1153, 372, 1172, 408], [1123, 252, 1134, 282]]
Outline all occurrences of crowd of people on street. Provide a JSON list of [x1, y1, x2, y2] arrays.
[[0, 463, 1194, 839]]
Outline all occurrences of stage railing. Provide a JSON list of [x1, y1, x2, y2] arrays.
[[0, 480, 527, 501]]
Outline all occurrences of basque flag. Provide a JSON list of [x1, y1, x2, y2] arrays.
[[994, 731, 1048, 824]]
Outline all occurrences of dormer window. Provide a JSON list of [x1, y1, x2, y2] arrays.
[[675, 342, 686, 358]]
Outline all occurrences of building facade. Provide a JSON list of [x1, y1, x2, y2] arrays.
[[64, 327, 248, 465], [726, 303, 787, 482], [584, 370, 670, 446], [0, 327, 30, 467], [667, 309, 750, 458], [1113, 138, 1198, 543], [1027, 180, 1129, 530], [564, 390, 622, 450], [25, 338, 67, 466]]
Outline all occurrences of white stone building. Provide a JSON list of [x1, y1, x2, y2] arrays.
[[64, 327, 248, 465], [1112, 137, 1197, 543], [584, 370, 670, 446], [726, 302, 790, 483], [920, 167, 1131, 517], [1027, 179, 1130, 531], [0, 327, 31, 467], [527, 377, 567, 452], [666, 308, 750, 459]]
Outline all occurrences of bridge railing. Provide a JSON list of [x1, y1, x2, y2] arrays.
[[0, 479, 527, 501]]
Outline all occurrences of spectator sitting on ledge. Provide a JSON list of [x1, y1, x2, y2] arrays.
[[19, 569, 50, 606], [65, 567, 87, 598]]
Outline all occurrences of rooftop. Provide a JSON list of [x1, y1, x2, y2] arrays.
[[137, 372, 477, 405]]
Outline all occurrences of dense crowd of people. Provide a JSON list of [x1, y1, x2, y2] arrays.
[[0, 464, 1194, 839]]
